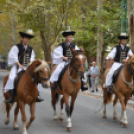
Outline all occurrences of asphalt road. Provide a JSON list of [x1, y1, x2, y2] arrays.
[[0, 70, 134, 134]]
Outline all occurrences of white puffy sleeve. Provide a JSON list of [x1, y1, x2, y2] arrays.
[[8, 46, 19, 67], [126, 49, 133, 59], [52, 46, 63, 64], [106, 47, 117, 60], [30, 50, 35, 62], [75, 45, 80, 50]]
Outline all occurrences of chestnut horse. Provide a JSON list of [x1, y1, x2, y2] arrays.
[[2, 59, 50, 134], [102, 56, 134, 127], [50, 49, 86, 131]]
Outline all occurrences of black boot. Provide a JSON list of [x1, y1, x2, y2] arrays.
[[4, 90, 14, 103], [81, 81, 88, 91], [36, 92, 44, 102], [96, 89, 99, 92], [132, 90, 134, 96], [107, 85, 113, 94], [52, 82, 57, 91]]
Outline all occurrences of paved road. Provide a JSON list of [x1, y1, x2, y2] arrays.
[[0, 70, 134, 134]]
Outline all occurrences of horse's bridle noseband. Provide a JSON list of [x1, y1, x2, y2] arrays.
[[26, 63, 49, 83]]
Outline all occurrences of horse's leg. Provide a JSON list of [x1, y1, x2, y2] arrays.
[[64, 93, 72, 131], [19, 101, 27, 134], [26, 102, 36, 129], [113, 95, 118, 120], [5, 104, 10, 125], [59, 96, 64, 121], [118, 93, 128, 127], [51, 90, 58, 121], [70, 94, 77, 116], [102, 89, 107, 119], [13, 102, 20, 130]]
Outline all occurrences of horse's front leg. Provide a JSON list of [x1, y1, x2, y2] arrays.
[[19, 101, 27, 134], [113, 95, 118, 120], [26, 102, 36, 129], [13, 102, 20, 130], [64, 93, 72, 131], [119, 94, 128, 127]]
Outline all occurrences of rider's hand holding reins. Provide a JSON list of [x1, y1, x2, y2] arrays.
[[62, 57, 68, 61], [16, 62, 24, 70]]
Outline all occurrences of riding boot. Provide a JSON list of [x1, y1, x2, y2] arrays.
[[107, 85, 113, 94], [36, 92, 44, 102], [132, 90, 134, 96], [81, 80, 88, 91], [52, 82, 57, 91], [4, 90, 14, 103]]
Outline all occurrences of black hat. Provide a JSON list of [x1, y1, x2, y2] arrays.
[[62, 30, 76, 37], [118, 33, 129, 40], [19, 29, 34, 39]]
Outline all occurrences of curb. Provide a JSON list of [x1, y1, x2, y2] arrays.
[[0, 69, 9, 72], [80, 90, 134, 107]]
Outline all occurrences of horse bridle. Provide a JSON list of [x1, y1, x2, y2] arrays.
[[68, 53, 85, 83], [26, 63, 49, 83]]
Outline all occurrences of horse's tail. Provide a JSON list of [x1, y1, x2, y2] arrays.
[[55, 93, 59, 103]]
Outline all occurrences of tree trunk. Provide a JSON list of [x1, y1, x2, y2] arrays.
[[96, 0, 103, 67], [44, 45, 51, 62]]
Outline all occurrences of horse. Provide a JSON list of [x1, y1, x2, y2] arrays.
[[2, 59, 50, 134], [50, 49, 86, 131], [102, 55, 134, 127]]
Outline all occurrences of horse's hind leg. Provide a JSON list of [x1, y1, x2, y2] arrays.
[[59, 96, 64, 122], [5, 104, 10, 125], [13, 102, 20, 130], [102, 88, 107, 119], [113, 95, 118, 120], [51, 90, 58, 121], [26, 102, 36, 129]]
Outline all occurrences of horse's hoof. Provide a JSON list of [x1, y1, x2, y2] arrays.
[[123, 123, 128, 128], [5, 119, 10, 125], [23, 131, 28, 134], [13, 126, 19, 130], [59, 118, 63, 122], [113, 117, 117, 120], [53, 119, 58, 121], [102, 116, 107, 119], [67, 127, 72, 132]]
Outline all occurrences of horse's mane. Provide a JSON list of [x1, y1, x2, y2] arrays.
[[27, 59, 50, 72]]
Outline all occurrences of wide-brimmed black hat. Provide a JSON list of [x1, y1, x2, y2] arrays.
[[118, 33, 129, 40], [62, 30, 76, 37], [19, 29, 34, 39]]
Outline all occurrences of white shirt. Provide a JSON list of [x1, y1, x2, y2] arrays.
[[106, 44, 133, 60]]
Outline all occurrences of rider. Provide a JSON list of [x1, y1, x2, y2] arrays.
[[105, 33, 133, 94], [50, 29, 88, 91], [4, 29, 44, 103]]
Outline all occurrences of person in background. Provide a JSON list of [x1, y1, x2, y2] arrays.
[[87, 64, 92, 89], [89, 62, 100, 92]]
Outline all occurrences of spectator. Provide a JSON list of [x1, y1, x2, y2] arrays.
[[87, 64, 92, 89], [89, 62, 100, 92]]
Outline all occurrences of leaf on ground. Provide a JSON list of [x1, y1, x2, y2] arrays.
[[100, 123, 105, 125], [49, 124, 52, 127]]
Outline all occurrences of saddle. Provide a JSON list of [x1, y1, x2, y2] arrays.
[[57, 64, 69, 90], [113, 65, 124, 83], [14, 70, 25, 96]]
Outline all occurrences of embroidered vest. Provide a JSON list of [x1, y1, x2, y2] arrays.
[[16, 43, 33, 66], [114, 44, 130, 63]]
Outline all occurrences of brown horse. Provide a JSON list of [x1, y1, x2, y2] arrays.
[[50, 49, 86, 131], [102, 56, 134, 127], [2, 59, 50, 134]]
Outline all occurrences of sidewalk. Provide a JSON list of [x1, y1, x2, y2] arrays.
[[0, 69, 9, 72], [81, 88, 134, 107]]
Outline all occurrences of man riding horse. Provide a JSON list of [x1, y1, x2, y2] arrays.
[[105, 33, 133, 94], [4, 29, 44, 103], [50, 29, 88, 91]]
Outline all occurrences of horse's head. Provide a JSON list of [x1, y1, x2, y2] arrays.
[[27, 59, 50, 88], [126, 55, 134, 75], [70, 49, 86, 77]]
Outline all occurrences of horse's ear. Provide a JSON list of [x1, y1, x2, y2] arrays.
[[72, 49, 77, 55]]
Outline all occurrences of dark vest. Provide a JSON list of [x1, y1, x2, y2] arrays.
[[16, 43, 33, 66], [114, 44, 130, 63], [60, 42, 76, 62]]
